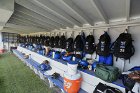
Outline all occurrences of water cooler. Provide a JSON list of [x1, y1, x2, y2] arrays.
[[64, 61, 82, 93]]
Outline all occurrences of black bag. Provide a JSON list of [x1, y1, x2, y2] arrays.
[[93, 82, 122, 93], [84, 35, 95, 54], [49, 36, 55, 48], [73, 35, 84, 51], [36, 36, 40, 44], [26, 35, 29, 43], [121, 74, 135, 92], [58, 35, 66, 49], [34, 36, 37, 44], [42, 35, 45, 45], [44, 36, 50, 47], [112, 32, 135, 61], [96, 32, 111, 56], [42, 35, 46, 45], [39, 35, 43, 44], [66, 37, 73, 52], [54, 36, 60, 48]]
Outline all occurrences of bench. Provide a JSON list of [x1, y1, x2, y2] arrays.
[[14, 47, 126, 93]]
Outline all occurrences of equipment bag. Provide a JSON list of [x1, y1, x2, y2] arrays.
[[58, 35, 66, 49], [93, 82, 122, 93], [66, 37, 74, 52], [37, 49, 45, 55], [78, 60, 89, 69], [40, 35, 44, 45], [96, 32, 111, 56], [42, 35, 46, 45], [95, 64, 120, 82], [54, 36, 60, 48], [47, 50, 53, 57], [62, 55, 73, 62], [49, 36, 55, 48], [99, 54, 113, 66], [121, 74, 135, 92], [45, 36, 50, 47], [53, 51, 61, 59], [112, 32, 135, 61], [84, 35, 95, 54], [73, 35, 84, 51]]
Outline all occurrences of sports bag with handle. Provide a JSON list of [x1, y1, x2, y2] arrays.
[[84, 35, 95, 54], [66, 37, 73, 52], [49, 36, 55, 48], [96, 32, 111, 56], [73, 33, 85, 51], [99, 54, 113, 66], [58, 35, 66, 49], [112, 32, 135, 62], [93, 82, 123, 93], [41, 35, 45, 45], [95, 64, 120, 82], [54, 36, 60, 48], [44, 36, 50, 47]]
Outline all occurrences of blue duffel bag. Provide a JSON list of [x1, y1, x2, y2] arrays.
[[52, 51, 61, 59], [37, 49, 45, 55], [78, 60, 89, 69], [62, 55, 72, 62], [99, 54, 113, 66]]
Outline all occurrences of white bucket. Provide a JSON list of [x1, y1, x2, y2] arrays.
[[67, 63, 78, 75]]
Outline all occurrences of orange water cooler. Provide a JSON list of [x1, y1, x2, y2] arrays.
[[64, 61, 82, 93]]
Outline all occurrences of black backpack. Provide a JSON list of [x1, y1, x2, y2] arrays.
[[93, 82, 122, 93], [45, 36, 50, 46], [73, 35, 84, 51], [96, 32, 111, 56], [39, 35, 42, 44], [26, 35, 29, 43], [42, 36, 46, 45], [35, 36, 37, 43], [112, 32, 135, 61], [36, 36, 40, 44], [54, 36, 60, 48], [49, 36, 55, 48], [84, 35, 95, 54], [58, 35, 66, 49], [66, 37, 73, 52], [40, 35, 45, 45]]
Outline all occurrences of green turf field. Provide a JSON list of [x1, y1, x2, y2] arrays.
[[0, 53, 54, 93]]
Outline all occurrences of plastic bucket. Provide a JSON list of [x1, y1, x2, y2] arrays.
[[67, 61, 78, 75]]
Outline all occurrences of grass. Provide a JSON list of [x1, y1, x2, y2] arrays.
[[0, 53, 54, 93]]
